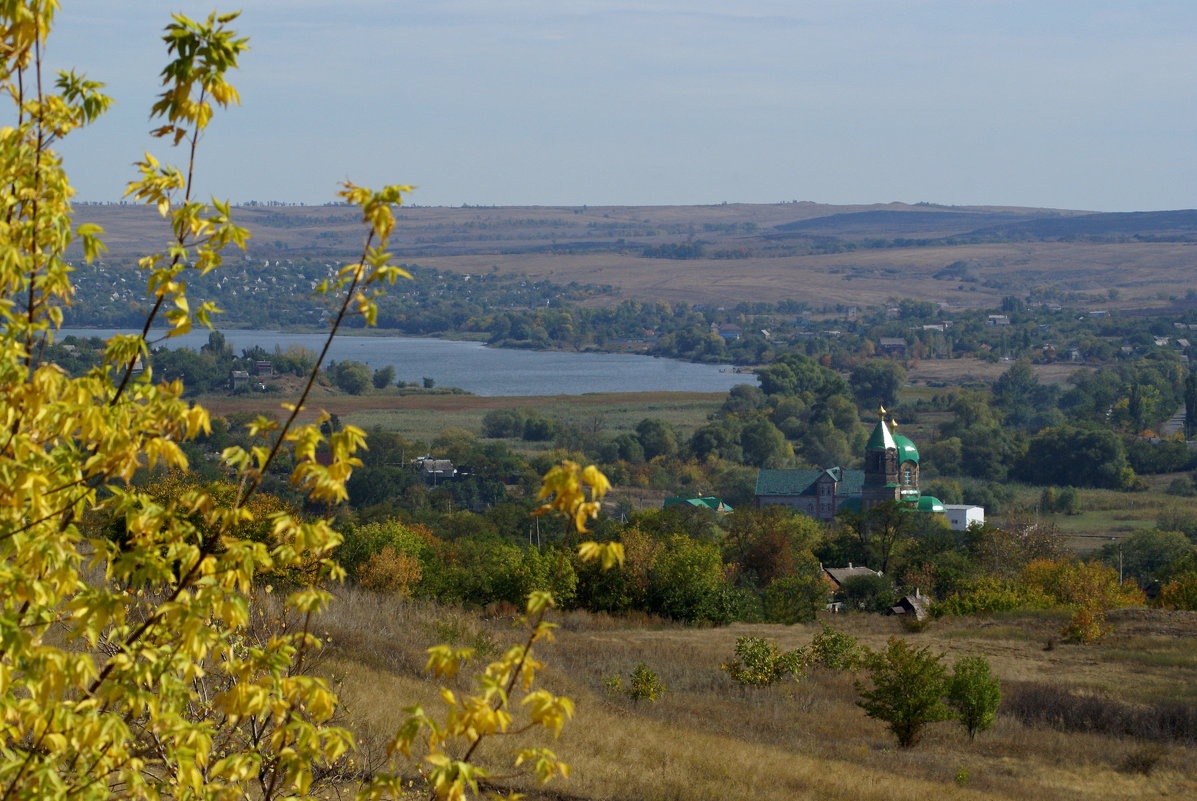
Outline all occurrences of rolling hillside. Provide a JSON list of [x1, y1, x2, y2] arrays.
[[74, 201, 1197, 309]]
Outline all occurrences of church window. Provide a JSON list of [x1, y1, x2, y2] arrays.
[[902, 466, 913, 486]]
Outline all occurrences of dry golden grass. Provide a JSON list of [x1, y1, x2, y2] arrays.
[[411, 241, 1197, 309], [316, 587, 1197, 801]]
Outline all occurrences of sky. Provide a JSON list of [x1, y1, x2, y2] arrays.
[[42, 1, 1197, 211]]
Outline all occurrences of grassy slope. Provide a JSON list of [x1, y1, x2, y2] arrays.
[[321, 587, 1197, 801]]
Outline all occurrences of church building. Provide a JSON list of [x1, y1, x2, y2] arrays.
[[754, 408, 944, 522]]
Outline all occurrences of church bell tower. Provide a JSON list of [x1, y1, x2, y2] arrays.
[[861, 405, 900, 510]]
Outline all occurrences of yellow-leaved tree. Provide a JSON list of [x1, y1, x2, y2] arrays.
[[0, 5, 621, 800]]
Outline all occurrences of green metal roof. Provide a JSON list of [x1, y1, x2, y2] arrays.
[[755, 468, 865, 497], [893, 434, 920, 464], [915, 495, 945, 513], [865, 419, 896, 451], [664, 496, 733, 512]]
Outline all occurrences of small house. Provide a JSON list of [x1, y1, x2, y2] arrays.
[[943, 504, 985, 531], [714, 323, 743, 340], [418, 458, 456, 483], [822, 563, 883, 613], [663, 496, 733, 513], [889, 589, 931, 621]]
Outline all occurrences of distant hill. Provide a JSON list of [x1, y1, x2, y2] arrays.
[[71, 201, 1197, 309], [964, 209, 1197, 240], [772, 209, 1052, 237]]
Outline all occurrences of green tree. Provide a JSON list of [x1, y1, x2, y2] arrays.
[[761, 568, 827, 624], [647, 535, 728, 622], [852, 499, 917, 573], [482, 407, 526, 438], [1094, 528, 1192, 585], [856, 639, 953, 748], [332, 359, 373, 394], [739, 417, 792, 467], [991, 359, 1059, 430], [635, 417, 679, 460], [849, 359, 906, 410], [372, 363, 396, 388], [201, 328, 234, 359], [1018, 426, 1135, 489], [945, 656, 1001, 739]]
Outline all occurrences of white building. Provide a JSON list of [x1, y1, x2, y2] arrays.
[[943, 504, 985, 531]]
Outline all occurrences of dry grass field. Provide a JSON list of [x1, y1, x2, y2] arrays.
[[906, 359, 1090, 388], [77, 202, 1197, 310], [409, 241, 1197, 310], [320, 587, 1197, 801]]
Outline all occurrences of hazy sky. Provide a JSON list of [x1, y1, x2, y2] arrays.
[[45, 1, 1197, 211]]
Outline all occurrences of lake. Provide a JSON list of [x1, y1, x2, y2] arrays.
[[56, 329, 758, 397]]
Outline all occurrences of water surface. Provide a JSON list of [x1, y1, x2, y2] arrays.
[[58, 329, 757, 397]]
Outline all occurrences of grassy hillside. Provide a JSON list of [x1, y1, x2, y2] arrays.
[[321, 588, 1197, 801]]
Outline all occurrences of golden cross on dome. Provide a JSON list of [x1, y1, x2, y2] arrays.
[[878, 403, 887, 419]]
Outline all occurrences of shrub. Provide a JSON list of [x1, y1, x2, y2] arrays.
[[946, 656, 1001, 739], [808, 624, 864, 671], [359, 547, 424, 596], [721, 636, 808, 686], [1119, 745, 1167, 776], [1156, 574, 1197, 610], [1023, 559, 1145, 643], [628, 664, 666, 702], [934, 576, 1054, 617], [856, 638, 952, 748], [603, 664, 665, 703]]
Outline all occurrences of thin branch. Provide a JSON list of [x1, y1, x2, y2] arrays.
[[111, 87, 207, 408], [235, 231, 377, 508]]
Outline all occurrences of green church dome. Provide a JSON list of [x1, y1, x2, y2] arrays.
[[893, 434, 919, 464], [915, 495, 944, 513], [865, 419, 896, 450]]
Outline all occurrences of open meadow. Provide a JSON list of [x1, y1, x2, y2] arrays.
[[321, 587, 1197, 801], [199, 389, 728, 447]]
